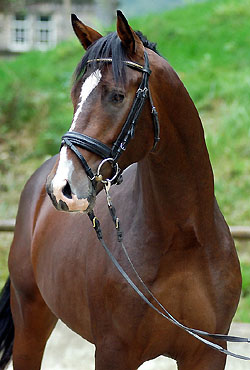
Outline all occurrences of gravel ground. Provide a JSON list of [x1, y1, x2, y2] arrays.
[[6, 321, 250, 369]]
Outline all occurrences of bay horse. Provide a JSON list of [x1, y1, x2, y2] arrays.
[[0, 11, 245, 370]]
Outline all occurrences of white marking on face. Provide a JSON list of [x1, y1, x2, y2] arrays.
[[52, 146, 73, 202], [63, 194, 89, 212], [70, 69, 102, 131], [51, 146, 90, 212]]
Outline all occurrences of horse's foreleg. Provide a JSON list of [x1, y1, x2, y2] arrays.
[[95, 338, 139, 370], [177, 346, 227, 370], [10, 284, 57, 370]]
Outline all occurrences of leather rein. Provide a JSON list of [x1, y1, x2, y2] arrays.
[[60, 50, 250, 360]]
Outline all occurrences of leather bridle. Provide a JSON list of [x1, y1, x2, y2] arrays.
[[61, 50, 160, 186]]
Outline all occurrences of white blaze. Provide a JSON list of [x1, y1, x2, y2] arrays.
[[50, 70, 101, 211], [51, 146, 90, 211], [52, 146, 73, 202], [70, 69, 102, 131]]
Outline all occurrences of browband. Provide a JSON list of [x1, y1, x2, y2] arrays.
[[87, 58, 151, 74]]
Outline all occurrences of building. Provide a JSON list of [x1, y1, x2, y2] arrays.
[[0, 0, 118, 53]]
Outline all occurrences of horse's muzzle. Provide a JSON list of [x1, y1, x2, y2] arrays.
[[46, 178, 96, 213]]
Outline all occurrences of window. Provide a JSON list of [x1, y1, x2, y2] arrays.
[[36, 15, 54, 50], [11, 13, 30, 51]]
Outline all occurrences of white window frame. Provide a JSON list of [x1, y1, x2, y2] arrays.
[[36, 14, 55, 50], [11, 13, 31, 52]]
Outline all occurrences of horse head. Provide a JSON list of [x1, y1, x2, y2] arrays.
[[46, 11, 160, 213]]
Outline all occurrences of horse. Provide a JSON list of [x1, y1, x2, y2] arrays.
[[0, 10, 243, 370]]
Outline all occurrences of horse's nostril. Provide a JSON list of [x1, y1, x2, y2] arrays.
[[62, 181, 72, 199]]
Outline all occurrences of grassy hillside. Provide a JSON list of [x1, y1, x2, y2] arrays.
[[0, 40, 81, 152], [130, 0, 250, 226], [0, 0, 249, 225], [0, 0, 250, 319]]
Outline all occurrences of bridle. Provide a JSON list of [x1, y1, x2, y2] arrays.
[[61, 50, 160, 186], [59, 50, 250, 360]]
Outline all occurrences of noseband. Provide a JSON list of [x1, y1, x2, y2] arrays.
[[61, 50, 160, 185]]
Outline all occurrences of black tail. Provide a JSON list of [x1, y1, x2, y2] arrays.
[[0, 278, 14, 370]]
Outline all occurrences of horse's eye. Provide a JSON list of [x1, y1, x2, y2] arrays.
[[110, 91, 125, 104]]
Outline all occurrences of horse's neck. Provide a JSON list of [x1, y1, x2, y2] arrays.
[[135, 76, 215, 246]]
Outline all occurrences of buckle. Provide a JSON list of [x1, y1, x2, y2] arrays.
[[136, 87, 148, 98]]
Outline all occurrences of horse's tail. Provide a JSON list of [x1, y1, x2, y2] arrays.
[[0, 277, 14, 370]]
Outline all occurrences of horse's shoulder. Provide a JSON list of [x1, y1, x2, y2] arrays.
[[109, 163, 137, 197], [119, 163, 137, 183]]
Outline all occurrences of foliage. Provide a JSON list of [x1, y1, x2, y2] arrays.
[[1, 0, 249, 226], [241, 263, 250, 297], [0, 40, 82, 151], [234, 262, 250, 322], [0, 238, 9, 286], [130, 0, 250, 227]]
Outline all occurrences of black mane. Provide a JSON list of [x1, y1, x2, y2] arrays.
[[75, 31, 159, 83]]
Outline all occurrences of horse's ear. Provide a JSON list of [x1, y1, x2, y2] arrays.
[[116, 10, 143, 57], [71, 14, 102, 50]]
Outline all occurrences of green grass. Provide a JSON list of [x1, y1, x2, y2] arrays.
[[0, 236, 9, 286], [234, 262, 250, 322], [1, 0, 249, 225], [130, 0, 250, 226], [0, 40, 83, 153], [0, 0, 250, 320]]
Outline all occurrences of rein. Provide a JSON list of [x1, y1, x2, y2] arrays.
[[60, 50, 250, 360], [88, 184, 250, 361]]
